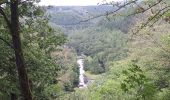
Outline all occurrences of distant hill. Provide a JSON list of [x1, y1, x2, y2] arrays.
[[45, 5, 135, 34], [46, 6, 115, 25]]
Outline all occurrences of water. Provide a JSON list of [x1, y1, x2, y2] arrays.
[[77, 59, 87, 88]]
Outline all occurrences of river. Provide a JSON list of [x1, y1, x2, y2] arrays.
[[77, 59, 87, 88]]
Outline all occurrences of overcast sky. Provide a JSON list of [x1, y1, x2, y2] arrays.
[[39, 0, 124, 6]]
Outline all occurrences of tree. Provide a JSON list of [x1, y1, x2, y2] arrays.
[[0, 0, 32, 99]]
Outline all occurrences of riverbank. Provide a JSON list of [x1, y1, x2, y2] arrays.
[[77, 58, 101, 88]]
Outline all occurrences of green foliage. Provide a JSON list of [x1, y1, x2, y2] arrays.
[[155, 88, 170, 100], [44, 84, 63, 99], [1, 0, 170, 99], [69, 28, 128, 74], [52, 48, 79, 92], [60, 1, 170, 99], [97, 16, 135, 33], [0, 2, 78, 99], [121, 63, 146, 92], [121, 63, 157, 100]]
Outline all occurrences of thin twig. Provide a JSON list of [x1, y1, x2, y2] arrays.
[[80, 0, 137, 22], [0, 36, 14, 49], [149, 8, 170, 27], [65, 0, 138, 25], [0, 7, 11, 32], [134, 6, 170, 34], [127, 0, 164, 17]]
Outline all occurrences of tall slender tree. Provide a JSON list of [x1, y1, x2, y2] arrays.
[[10, 0, 32, 99], [0, 0, 32, 99]]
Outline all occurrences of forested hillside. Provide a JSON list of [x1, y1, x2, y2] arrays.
[[0, 0, 170, 100], [64, 0, 170, 99], [46, 0, 170, 99], [46, 6, 134, 33], [46, 6, 134, 74]]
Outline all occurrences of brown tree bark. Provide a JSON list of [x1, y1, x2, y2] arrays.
[[10, 0, 32, 100]]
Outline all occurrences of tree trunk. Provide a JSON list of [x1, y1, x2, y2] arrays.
[[10, 0, 32, 100], [10, 93, 17, 100]]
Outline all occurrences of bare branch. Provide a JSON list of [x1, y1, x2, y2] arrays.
[[83, 0, 137, 22], [0, 7, 11, 31], [134, 6, 170, 34], [128, 0, 164, 16], [64, 0, 165, 26], [64, 0, 138, 25], [149, 9, 170, 27], [0, 36, 14, 49]]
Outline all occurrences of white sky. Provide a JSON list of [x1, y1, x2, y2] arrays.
[[39, 0, 124, 6]]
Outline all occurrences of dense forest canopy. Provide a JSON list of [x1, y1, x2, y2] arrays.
[[0, 0, 170, 100]]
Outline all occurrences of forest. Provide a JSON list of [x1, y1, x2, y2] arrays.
[[0, 0, 170, 100]]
